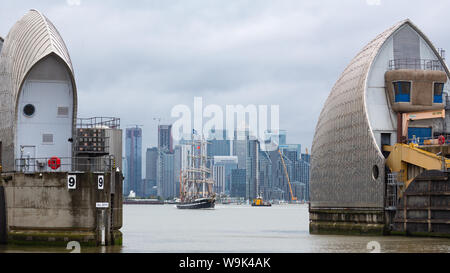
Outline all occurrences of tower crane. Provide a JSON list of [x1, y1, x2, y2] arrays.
[[278, 148, 297, 202]]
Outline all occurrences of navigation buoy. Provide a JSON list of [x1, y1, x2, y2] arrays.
[[48, 156, 61, 170]]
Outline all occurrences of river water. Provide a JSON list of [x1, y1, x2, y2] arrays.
[[0, 204, 449, 253]]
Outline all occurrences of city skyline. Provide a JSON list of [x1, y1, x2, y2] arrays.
[[132, 124, 310, 201]]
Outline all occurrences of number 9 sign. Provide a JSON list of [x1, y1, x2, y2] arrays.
[[98, 175, 104, 190], [67, 175, 76, 189]]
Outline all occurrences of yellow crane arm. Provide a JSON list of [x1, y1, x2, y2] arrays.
[[278, 148, 297, 201]]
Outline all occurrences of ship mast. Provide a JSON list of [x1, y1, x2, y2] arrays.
[[180, 131, 215, 202]]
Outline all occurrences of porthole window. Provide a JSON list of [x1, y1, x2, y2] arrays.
[[372, 165, 379, 180], [23, 104, 35, 117]]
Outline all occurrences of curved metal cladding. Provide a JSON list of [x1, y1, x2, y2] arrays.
[[310, 21, 407, 209], [0, 10, 77, 171]]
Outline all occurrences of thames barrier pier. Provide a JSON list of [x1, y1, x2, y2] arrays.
[[0, 10, 123, 246], [310, 19, 450, 237]]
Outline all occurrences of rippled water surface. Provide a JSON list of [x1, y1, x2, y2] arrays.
[[1, 204, 449, 253]]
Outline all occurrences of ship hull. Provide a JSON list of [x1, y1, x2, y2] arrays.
[[176, 198, 215, 209], [251, 203, 272, 207]]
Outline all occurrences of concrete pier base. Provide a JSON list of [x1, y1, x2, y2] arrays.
[[309, 208, 385, 235], [0, 171, 123, 246]]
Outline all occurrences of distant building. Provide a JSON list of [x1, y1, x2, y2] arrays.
[[301, 153, 311, 164], [157, 150, 175, 199], [125, 127, 142, 197], [213, 156, 238, 195], [213, 164, 226, 194], [231, 168, 246, 198], [246, 139, 259, 200], [122, 157, 128, 194], [233, 129, 249, 169], [144, 147, 158, 196], [207, 129, 231, 158], [158, 125, 173, 153], [258, 151, 272, 200], [295, 159, 310, 201], [279, 130, 287, 145], [174, 145, 182, 197], [280, 144, 301, 161]]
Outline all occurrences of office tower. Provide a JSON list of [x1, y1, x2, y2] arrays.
[[207, 129, 231, 157], [213, 164, 226, 194], [125, 127, 142, 197], [246, 139, 259, 200], [213, 156, 238, 195], [279, 130, 287, 145], [122, 157, 128, 196], [144, 147, 158, 197], [258, 151, 272, 200], [158, 125, 173, 153], [157, 150, 175, 199], [233, 129, 249, 169], [174, 145, 182, 198], [296, 159, 310, 201], [301, 153, 311, 164], [231, 169, 246, 198]]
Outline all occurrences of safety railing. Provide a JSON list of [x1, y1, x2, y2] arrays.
[[15, 156, 114, 173], [77, 117, 120, 129], [388, 59, 444, 71]]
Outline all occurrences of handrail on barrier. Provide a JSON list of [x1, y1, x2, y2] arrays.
[[14, 156, 114, 173], [388, 58, 444, 71]]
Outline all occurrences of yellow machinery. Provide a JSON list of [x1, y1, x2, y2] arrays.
[[385, 143, 450, 189], [384, 109, 448, 191], [400, 109, 445, 140], [278, 148, 298, 201]]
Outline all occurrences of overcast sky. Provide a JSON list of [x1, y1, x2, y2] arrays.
[[1, 0, 450, 154]]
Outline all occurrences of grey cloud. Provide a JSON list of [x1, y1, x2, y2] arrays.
[[2, 0, 450, 153]]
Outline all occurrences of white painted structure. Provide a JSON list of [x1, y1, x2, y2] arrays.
[[16, 56, 74, 162], [0, 10, 77, 172], [365, 24, 450, 151]]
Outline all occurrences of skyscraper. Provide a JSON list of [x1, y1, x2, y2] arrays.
[[158, 124, 173, 153], [258, 151, 272, 200], [246, 139, 259, 200], [144, 147, 158, 197], [233, 129, 249, 169], [207, 129, 231, 157], [213, 156, 238, 195], [157, 149, 175, 199], [231, 169, 246, 198], [125, 126, 142, 197], [213, 164, 226, 194], [174, 145, 182, 198]]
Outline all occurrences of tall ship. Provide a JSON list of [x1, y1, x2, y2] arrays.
[[177, 132, 215, 209]]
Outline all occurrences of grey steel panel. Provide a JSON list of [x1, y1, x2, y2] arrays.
[[394, 25, 420, 62]]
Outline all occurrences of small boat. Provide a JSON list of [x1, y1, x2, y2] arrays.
[[176, 197, 215, 209], [251, 197, 272, 207]]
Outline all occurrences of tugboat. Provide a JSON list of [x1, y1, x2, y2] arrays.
[[251, 196, 272, 207], [177, 131, 215, 210]]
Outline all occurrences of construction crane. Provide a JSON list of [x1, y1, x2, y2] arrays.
[[153, 117, 161, 126], [278, 148, 297, 201]]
